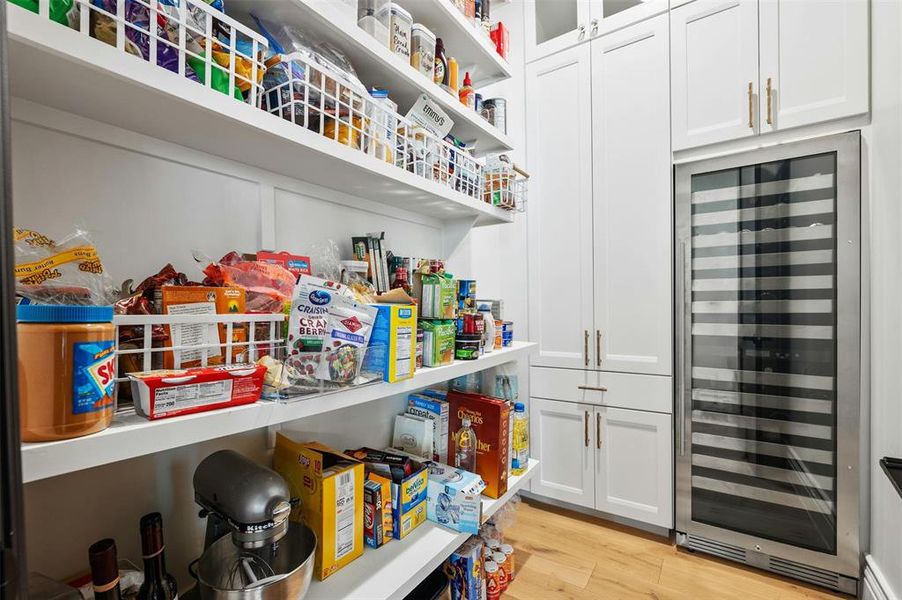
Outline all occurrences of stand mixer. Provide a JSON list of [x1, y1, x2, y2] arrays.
[[187, 450, 316, 600]]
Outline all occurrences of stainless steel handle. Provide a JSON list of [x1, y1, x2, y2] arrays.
[[747, 82, 754, 129], [677, 240, 690, 456], [577, 385, 608, 392], [596, 412, 601, 449], [584, 330, 589, 367], [590, 18, 599, 35], [584, 411, 590, 448], [596, 330, 602, 367], [766, 77, 773, 125], [577, 24, 586, 39]]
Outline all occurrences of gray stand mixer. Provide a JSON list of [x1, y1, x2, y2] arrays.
[[185, 450, 316, 600]]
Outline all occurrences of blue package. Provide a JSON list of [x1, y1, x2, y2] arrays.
[[72, 341, 117, 415]]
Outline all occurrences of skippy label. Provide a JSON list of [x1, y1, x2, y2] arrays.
[[72, 341, 116, 414]]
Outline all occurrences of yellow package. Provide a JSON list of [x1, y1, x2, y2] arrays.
[[369, 304, 418, 383], [273, 435, 364, 580]]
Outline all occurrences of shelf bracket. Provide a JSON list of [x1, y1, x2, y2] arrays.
[[441, 216, 479, 259]]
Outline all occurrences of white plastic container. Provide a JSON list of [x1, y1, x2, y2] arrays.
[[388, 4, 413, 60], [358, 0, 390, 48], [410, 23, 437, 79]]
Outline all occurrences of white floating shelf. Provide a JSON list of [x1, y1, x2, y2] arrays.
[[307, 459, 538, 600], [227, 0, 513, 153], [6, 7, 513, 227], [20, 342, 536, 483]]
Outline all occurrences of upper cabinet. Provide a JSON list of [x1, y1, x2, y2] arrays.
[[525, 0, 668, 63], [671, 0, 869, 151]]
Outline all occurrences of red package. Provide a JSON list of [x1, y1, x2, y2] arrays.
[[202, 253, 296, 313], [490, 22, 509, 60], [257, 251, 312, 278], [128, 363, 266, 420]]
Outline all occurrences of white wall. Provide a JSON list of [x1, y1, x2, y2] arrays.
[[12, 3, 529, 590], [865, 1, 902, 598]]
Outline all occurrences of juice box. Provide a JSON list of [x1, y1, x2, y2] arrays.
[[367, 304, 417, 382], [273, 436, 364, 580], [407, 393, 449, 463], [447, 391, 511, 499]]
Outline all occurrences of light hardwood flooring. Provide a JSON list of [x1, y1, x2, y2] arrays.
[[497, 499, 851, 600]]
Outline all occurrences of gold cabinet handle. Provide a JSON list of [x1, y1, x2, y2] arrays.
[[584, 411, 590, 448], [596, 330, 602, 367], [766, 77, 773, 125], [584, 330, 589, 367], [747, 82, 754, 129], [577, 385, 609, 392], [596, 412, 601, 449]]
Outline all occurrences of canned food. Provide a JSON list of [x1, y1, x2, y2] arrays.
[[492, 551, 509, 591]]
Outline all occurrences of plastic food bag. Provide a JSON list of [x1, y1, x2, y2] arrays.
[[10, 0, 78, 27], [308, 239, 342, 282], [316, 300, 377, 384], [199, 251, 295, 313], [14, 228, 116, 305]]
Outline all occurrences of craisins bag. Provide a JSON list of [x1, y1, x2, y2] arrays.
[[202, 252, 296, 314]]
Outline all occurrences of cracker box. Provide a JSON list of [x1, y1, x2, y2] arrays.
[[364, 472, 392, 549], [407, 393, 449, 463], [272, 436, 364, 580], [390, 461, 428, 539], [424, 461, 486, 534], [159, 286, 247, 368], [446, 537, 484, 600], [447, 391, 511, 499], [367, 304, 417, 382]]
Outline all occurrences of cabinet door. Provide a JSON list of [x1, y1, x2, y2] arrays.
[[670, 0, 759, 150], [525, 0, 595, 63], [759, 0, 868, 132], [595, 407, 673, 527], [530, 397, 595, 508], [591, 14, 672, 375], [526, 45, 595, 369]]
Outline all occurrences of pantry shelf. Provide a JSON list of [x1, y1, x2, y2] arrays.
[[20, 342, 536, 483], [227, 0, 514, 152], [306, 458, 539, 600], [6, 7, 514, 227]]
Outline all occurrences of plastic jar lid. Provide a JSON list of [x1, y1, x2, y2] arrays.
[[389, 4, 413, 20], [411, 23, 436, 41], [514, 402, 525, 412], [16, 304, 114, 323]]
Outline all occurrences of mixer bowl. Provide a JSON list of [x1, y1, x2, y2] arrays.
[[196, 523, 316, 600]]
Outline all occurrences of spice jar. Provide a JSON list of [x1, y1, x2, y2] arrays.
[[17, 304, 117, 442], [410, 24, 436, 79]]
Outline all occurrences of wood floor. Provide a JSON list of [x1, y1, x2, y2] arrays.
[[500, 499, 850, 600]]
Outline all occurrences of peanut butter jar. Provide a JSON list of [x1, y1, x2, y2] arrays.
[[17, 304, 117, 442]]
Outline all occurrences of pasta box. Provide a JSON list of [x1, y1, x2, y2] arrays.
[[128, 363, 266, 420]]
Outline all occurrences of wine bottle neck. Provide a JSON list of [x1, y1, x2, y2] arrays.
[[142, 547, 167, 581]]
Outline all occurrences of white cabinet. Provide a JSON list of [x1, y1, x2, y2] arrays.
[[671, 0, 869, 150], [531, 397, 596, 509], [670, 0, 759, 150], [530, 395, 674, 527], [526, 44, 595, 370], [525, 0, 593, 63], [591, 13, 672, 375], [758, 0, 869, 133], [594, 407, 673, 528]]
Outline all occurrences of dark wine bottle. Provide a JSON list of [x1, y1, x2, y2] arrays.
[[89, 538, 123, 600], [137, 513, 179, 600]]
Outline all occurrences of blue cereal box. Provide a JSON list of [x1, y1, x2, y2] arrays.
[[446, 537, 484, 600], [407, 393, 449, 463]]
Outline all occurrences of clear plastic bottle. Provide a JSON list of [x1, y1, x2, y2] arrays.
[[455, 416, 478, 472], [511, 402, 529, 476], [478, 303, 495, 354]]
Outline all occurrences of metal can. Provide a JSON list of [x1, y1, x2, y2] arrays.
[[482, 98, 507, 134], [484, 560, 501, 600], [492, 551, 509, 591], [500, 543, 515, 582]]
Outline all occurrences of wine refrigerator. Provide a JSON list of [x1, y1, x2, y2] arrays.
[[674, 132, 864, 595]]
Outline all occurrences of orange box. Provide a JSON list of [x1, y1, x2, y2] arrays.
[[447, 391, 510, 499], [160, 286, 247, 368]]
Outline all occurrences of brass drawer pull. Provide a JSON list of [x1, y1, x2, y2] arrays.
[[584, 411, 590, 447], [577, 385, 608, 392]]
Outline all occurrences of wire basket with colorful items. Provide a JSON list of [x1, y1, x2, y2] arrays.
[[483, 154, 529, 212]]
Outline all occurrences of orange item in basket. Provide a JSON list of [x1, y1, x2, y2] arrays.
[[160, 286, 247, 369], [16, 304, 117, 442]]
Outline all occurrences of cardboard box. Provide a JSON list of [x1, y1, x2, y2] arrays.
[[364, 472, 392, 549], [413, 273, 457, 319], [420, 320, 455, 367], [390, 461, 428, 539], [367, 304, 417, 382], [160, 286, 247, 369], [406, 393, 449, 463], [446, 537, 484, 600], [423, 462, 485, 534], [272, 436, 364, 580], [392, 413, 433, 459], [447, 391, 511, 499]]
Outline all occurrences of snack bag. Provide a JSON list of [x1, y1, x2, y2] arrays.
[[200, 251, 296, 313], [286, 275, 354, 382], [316, 301, 377, 384], [14, 228, 116, 305]]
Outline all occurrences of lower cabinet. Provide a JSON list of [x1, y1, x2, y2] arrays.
[[531, 396, 674, 528]]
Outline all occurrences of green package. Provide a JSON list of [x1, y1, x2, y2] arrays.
[[421, 320, 455, 367], [10, 0, 77, 26]]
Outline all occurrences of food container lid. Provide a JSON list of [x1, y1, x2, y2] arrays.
[[389, 4, 413, 20], [16, 304, 114, 324], [411, 23, 436, 41]]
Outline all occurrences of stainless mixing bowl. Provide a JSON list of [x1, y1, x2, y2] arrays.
[[196, 523, 316, 600]]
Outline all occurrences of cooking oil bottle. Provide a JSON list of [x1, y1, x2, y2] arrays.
[[511, 402, 529, 476]]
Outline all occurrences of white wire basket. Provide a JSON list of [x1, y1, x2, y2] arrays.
[[260, 53, 484, 200], [114, 312, 285, 400], [31, 0, 267, 105], [483, 159, 529, 212]]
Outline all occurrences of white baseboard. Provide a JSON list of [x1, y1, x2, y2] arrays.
[[863, 555, 898, 600]]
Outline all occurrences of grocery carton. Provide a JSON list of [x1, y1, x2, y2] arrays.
[[446, 537, 484, 600], [447, 391, 511, 499], [159, 286, 247, 368], [392, 413, 434, 459], [365, 472, 392, 548], [273, 436, 364, 580], [423, 461, 485, 534], [390, 460, 428, 539], [406, 393, 449, 463], [367, 304, 417, 382], [420, 320, 455, 367]]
